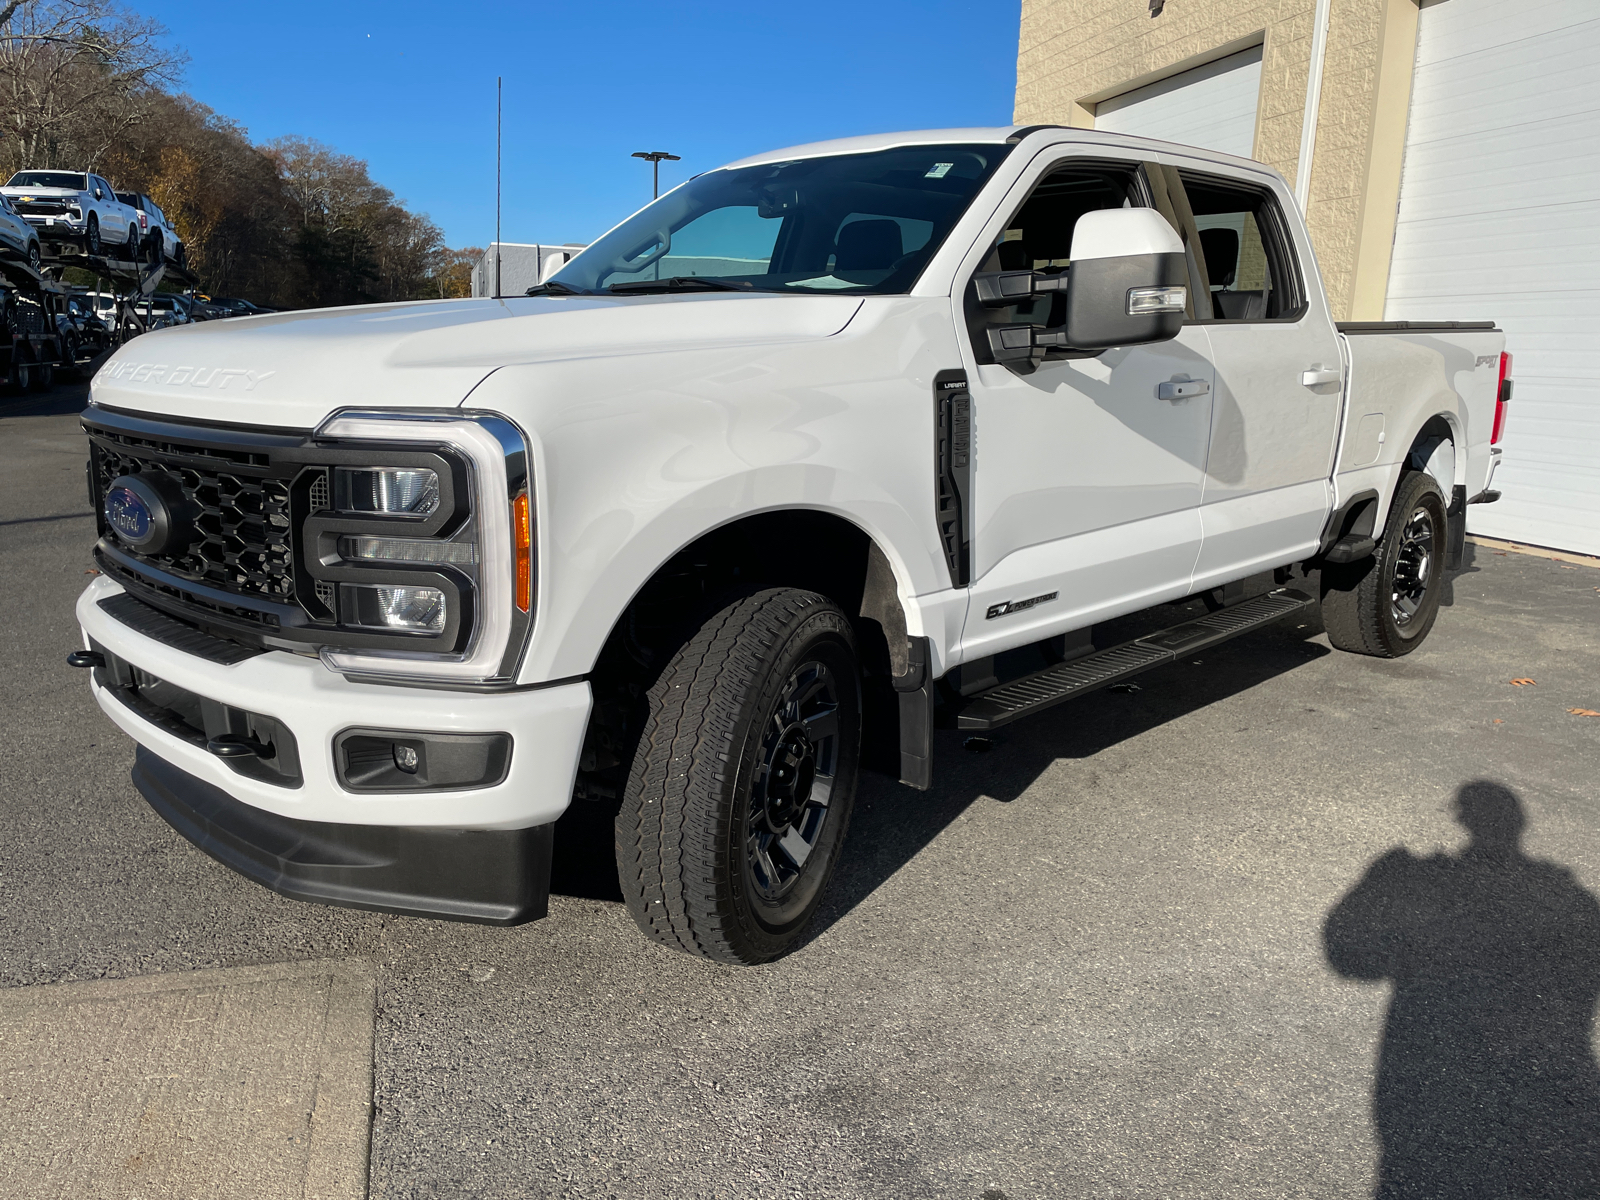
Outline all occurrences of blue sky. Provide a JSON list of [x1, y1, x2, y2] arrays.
[[151, 1, 1023, 250]]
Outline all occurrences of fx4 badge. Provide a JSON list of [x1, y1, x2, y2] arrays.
[[986, 591, 1057, 620]]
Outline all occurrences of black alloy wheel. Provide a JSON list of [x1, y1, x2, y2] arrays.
[[175, 242, 186, 269], [148, 231, 164, 266], [84, 214, 100, 257], [616, 587, 862, 965], [1321, 470, 1448, 657], [125, 223, 139, 260], [1389, 504, 1435, 629], [745, 660, 843, 908], [26, 242, 40, 273]]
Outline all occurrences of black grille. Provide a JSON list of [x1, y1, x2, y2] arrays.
[[92, 436, 302, 602]]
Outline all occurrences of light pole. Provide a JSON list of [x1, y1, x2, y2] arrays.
[[631, 150, 680, 199]]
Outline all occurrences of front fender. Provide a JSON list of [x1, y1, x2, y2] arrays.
[[460, 308, 962, 683]]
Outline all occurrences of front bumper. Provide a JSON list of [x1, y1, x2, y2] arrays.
[[77, 575, 591, 831], [132, 747, 552, 923]]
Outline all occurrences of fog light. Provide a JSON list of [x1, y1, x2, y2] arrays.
[[344, 583, 447, 633], [335, 729, 513, 792], [336, 467, 440, 516]]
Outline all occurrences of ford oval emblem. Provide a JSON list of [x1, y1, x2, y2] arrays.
[[104, 484, 154, 545]]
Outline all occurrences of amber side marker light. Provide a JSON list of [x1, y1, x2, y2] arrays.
[[513, 491, 532, 612]]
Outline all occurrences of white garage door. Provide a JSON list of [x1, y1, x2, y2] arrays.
[[1386, 0, 1600, 556], [1094, 46, 1263, 159]]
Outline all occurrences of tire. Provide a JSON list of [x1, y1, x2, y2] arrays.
[[84, 214, 100, 257], [175, 242, 186, 269], [148, 232, 163, 266], [1321, 471, 1449, 657], [126, 224, 139, 261], [615, 587, 862, 965], [26, 242, 40, 273], [32, 360, 52, 390], [10, 353, 30, 393]]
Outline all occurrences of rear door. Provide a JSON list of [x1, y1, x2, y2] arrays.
[[956, 154, 1215, 661], [1163, 162, 1344, 587]]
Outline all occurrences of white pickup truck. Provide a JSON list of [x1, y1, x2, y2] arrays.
[[72, 127, 1511, 965]]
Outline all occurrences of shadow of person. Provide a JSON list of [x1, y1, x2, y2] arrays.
[[1324, 782, 1600, 1197]]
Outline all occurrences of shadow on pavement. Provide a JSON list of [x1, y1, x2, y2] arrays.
[[549, 609, 1332, 920], [1324, 781, 1600, 1198], [0, 379, 92, 420]]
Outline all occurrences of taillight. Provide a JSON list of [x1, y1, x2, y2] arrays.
[[1491, 352, 1512, 445]]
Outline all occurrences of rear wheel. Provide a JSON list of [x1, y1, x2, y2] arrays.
[[32, 359, 52, 390], [10, 347, 31, 393], [615, 588, 861, 965], [1321, 471, 1448, 657], [125, 224, 139, 260]]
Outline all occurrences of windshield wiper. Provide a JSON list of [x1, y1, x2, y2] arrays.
[[525, 279, 585, 296], [607, 276, 754, 294]]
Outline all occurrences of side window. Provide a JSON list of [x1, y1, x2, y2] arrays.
[[964, 162, 1142, 362], [1175, 172, 1304, 322]]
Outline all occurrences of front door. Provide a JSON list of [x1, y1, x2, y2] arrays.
[[958, 159, 1215, 662]]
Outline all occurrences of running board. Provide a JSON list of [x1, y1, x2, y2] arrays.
[[954, 589, 1315, 731]]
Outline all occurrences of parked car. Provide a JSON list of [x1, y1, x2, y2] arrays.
[[1, 170, 141, 259], [74, 126, 1512, 965], [208, 296, 277, 317], [58, 294, 112, 362], [114, 191, 185, 267], [0, 193, 42, 272]]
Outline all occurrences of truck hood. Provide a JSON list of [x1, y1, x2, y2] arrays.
[[1, 187, 82, 199], [90, 292, 865, 428]]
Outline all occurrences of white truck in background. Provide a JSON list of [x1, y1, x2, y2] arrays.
[[72, 127, 1510, 965]]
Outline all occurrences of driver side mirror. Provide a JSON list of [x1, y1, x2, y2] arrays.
[[93, 188, 103, 199], [980, 208, 1188, 368]]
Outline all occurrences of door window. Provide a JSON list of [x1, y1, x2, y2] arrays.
[[1175, 173, 1305, 322]]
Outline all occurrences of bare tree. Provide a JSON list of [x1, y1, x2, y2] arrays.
[[0, 0, 185, 172]]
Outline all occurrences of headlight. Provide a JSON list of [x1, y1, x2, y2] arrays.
[[307, 411, 533, 684], [337, 466, 440, 516]]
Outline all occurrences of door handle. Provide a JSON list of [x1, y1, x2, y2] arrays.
[[1157, 379, 1209, 401], [1301, 368, 1342, 387]]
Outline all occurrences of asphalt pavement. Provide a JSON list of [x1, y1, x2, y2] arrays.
[[4, 381, 1599, 1199]]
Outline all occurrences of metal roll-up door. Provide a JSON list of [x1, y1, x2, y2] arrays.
[[1094, 47, 1263, 160], [1386, 0, 1600, 556]]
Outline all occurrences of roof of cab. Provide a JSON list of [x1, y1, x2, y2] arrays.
[[722, 128, 1020, 171]]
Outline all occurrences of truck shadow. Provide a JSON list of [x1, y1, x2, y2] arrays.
[[1323, 781, 1600, 1197], [808, 613, 1330, 940], [549, 601, 1333, 915]]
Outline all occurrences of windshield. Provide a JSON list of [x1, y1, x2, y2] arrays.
[[550, 143, 1009, 295], [7, 171, 87, 190]]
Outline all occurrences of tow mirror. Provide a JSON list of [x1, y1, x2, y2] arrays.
[[982, 207, 1188, 368]]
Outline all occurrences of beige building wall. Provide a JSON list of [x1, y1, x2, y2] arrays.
[[1014, 0, 1419, 320]]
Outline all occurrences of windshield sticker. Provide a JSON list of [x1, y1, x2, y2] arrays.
[[925, 163, 954, 179]]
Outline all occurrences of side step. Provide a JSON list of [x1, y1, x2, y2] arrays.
[[954, 589, 1315, 731]]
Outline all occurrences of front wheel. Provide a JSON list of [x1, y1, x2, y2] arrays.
[[84, 214, 100, 257], [1321, 471, 1449, 657], [615, 588, 861, 964]]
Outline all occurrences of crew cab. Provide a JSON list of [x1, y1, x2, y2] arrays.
[[115, 191, 186, 267], [71, 127, 1511, 965], [3, 169, 140, 259]]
